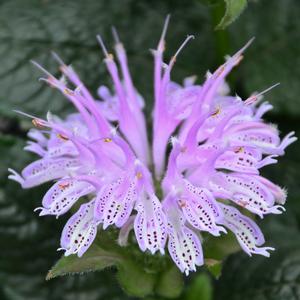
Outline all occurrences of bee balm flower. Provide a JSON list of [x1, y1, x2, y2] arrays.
[[9, 16, 296, 275]]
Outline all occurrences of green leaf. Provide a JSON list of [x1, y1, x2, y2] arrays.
[[184, 273, 213, 300], [216, 0, 248, 30], [46, 227, 159, 297], [155, 265, 184, 298], [46, 244, 123, 280], [116, 260, 156, 298]]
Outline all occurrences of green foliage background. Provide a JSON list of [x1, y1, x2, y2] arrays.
[[0, 0, 299, 299]]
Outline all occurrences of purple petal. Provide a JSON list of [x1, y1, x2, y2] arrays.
[[220, 203, 274, 257], [40, 179, 95, 216], [60, 199, 97, 257]]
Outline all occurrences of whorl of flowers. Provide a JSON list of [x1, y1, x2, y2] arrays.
[[9, 17, 296, 275]]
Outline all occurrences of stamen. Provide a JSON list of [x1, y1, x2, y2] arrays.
[[13, 110, 46, 123], [51, 51, 66, 66], [178, 199, 186, 208], [57, 133, 69, 141], [236, 54, 244, 65], [211, 106, 221, 117], [216, 65, 225, 76], [96, 35, 113, 59], [32, 118, 45, 128], [169, 35, 195, 67], [245, 83, 280, 105], [180, 146, 187, 153], [237, 200, 248, 208], [234, 146, 244, 153], [136, 172, 143, 179], [63, 88, 74, 96], [51, 52, 70, 73], [158, 14, 171, 51], [237, 37, 255, 56], [30, 60, 56, 79], [58, 182, 70, 190], [103, 137, 112, 143], [112, 26, 121, 44]]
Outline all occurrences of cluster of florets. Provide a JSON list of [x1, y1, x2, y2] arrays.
[[9, 17, 296, 275]]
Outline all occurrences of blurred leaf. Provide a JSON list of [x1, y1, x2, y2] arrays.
[[230, 0, 300, 116], [216, 0, 248, 30], [116, 259, 156, 298], [203, 231, 240, 260], [46, 244, 123, 280], [184, 273, 213, 300], [216, 242, 300, 300], [0, 0, 214, 120], [205, 259, 222, 279], [47, 238, 164, 298], [155, 265, 184, 298]]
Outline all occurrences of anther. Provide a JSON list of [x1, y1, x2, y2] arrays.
[[63, 88, 74, 96], [234, 146, 244, 153], [178, 199, 186, 208], [216, 65, 225, 76], [136, 172, 143, 179], [58, 182, 70, 189], [57, 133, 69, 141], [32, 118, 44, 128], [211, 106, 221, 117], [180, 146, 187, 153], [103, 137, 112, 143]]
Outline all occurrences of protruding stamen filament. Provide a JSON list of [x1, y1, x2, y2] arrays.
[[112, 26, 121, 44], [158, 14, 171, 51], [31, 60, 56, 80], [51, 51, 66, 67], [245, 82, 280, 105], [96, 35, 113, 59], [169, 35, 195, 68], [52, 52, 70, 74]]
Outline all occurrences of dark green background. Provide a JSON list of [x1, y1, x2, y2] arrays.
[[0, 0, 299, 299]]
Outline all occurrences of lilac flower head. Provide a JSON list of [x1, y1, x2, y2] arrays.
[[9, 16, 297, 275]]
